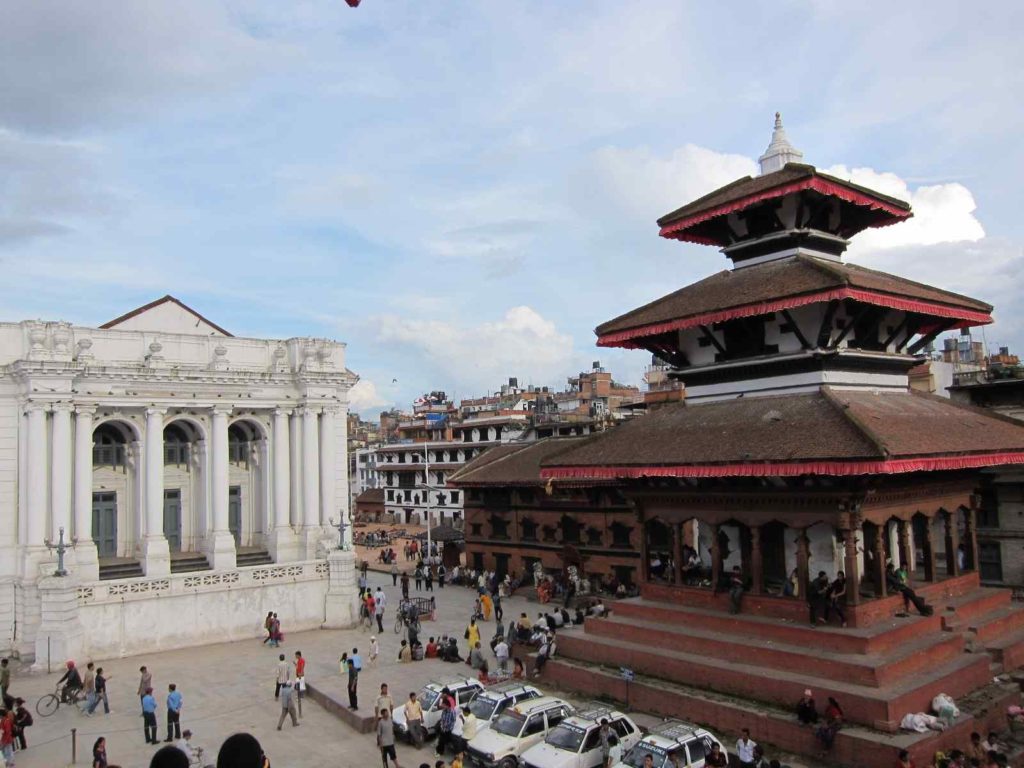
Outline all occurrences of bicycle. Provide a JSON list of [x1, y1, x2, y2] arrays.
[[36, 684, 84, 717]]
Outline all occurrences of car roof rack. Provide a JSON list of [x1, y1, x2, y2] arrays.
[[483, 680, 530, 693], [427, 677, 475, 688], [575, 703, 617, 722], [648, 720, 700, 743]]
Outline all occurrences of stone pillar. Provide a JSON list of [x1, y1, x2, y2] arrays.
[[671, 521, 683, 585], [322, 548, 358, 629], [965, 496, 981, 572], [289, 413, 302, 526], [73, 406, 99, 582], [922, 514, 937, 582], [206, 407, 236, 570], [142, 408, 170, 577], [750, 524, 764, 595], [795, 528, 810, 599], [25, 403, 49, 548], [944, 508, 960, 577], [319, 407, 337, 527], [872, 524, 887, 597], [31, 573, 85, 673], [301, 406, 321, 558], [709, 523, 722, 591], [50, 403, 73, 543]]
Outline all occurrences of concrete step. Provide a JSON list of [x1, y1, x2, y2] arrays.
[[540, 656, 1019, 768], [609, 596, 940, 655], [170, 555, 211, 574], [584, 614, 965, 687], [236, 549, 273, 567], [555, 631, 992, 728], [936, 586, 1010, 622], [98, 560, 144, 580]]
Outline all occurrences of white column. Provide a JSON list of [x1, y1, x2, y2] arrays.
[[269, 409, 297, 563], [319, 407, 337, 527], [301, 407, 320, 527], [142, 407, 170, 576], [300, 406, 320, 558], [206, 407, 236, 570], [25, 403, 49, 548], [50, 402, 73, 543], [289, 412, 302, 526], [73, 406, 99, 581]]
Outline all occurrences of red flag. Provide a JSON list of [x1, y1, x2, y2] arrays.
[[345, 0, 361, 6]]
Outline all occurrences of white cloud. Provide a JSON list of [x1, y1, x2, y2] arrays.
[[580, 144, 757, 223], [348, 378, 390, 414], [372, 306, 578, 396], [823, 164, 986, 251]]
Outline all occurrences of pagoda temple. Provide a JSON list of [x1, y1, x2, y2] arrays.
[[533, 116, 1024, 766]]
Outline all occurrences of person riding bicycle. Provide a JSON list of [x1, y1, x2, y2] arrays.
[[57, 660, 83, 703]]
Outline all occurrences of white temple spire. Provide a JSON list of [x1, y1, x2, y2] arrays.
[[758, 112, 804, 175]]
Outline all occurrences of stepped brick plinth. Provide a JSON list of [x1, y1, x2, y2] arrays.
[[547, 577, 1024, 767]]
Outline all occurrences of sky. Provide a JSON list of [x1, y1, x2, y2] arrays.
[[2, 1, 1023, 416]]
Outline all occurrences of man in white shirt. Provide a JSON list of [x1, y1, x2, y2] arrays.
[[494, 639, 510, 674], [175, 729, 200, 767], [735, 728, 757, 767], [374, 587, 387, 633]]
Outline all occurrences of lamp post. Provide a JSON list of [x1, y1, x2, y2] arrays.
[[329, 512, 351, 551], [43, 526, 75, 577]]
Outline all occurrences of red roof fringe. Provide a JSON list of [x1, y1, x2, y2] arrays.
[[541, 451, 1024, 480], [659, 177, 911, 243], [597, 287, 993, 348]]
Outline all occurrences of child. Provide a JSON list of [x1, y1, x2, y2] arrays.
[[369, 637, 380, 668]]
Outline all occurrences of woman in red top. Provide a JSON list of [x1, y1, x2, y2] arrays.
[[895, 749, 914, 768], [0, 709, 14, 766]]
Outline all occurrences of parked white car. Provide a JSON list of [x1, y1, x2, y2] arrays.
[[392, 677, 484, 740], [467, 681, 544, 735], [519, 707, 642, 768], [466, 696, 574, 768], [613, 720, 728, 768]]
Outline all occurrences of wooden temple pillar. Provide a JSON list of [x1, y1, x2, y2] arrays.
[[943, 508, 960, 578], [872, 523, 887, 597], [638, 508, 649, 584], [841, 515, 861, 606], [710, 523, 722, 592], [672, 522, 683, 585], [795, 528, 810, 600], [897, 520, 913, 574], [750, 524, 764, 595], [965, 496, 981, 572], [921, 513, 937, 582]]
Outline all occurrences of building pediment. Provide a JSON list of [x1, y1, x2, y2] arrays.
[[100, 295, 232, 337]]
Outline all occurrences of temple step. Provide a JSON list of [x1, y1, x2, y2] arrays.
[[555, 630, 992, 728], [609, 596, 939, 655], [984, 626, 1024, 671], [969, 604, 1024, 643], [583, 614, 965, 687], [936, 585, 1010, 621], [540, 655, 1020, 768]]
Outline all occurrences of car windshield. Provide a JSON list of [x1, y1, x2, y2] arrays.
[[545, 723, 586, 752], [622, 744, 668, 768], [492, 711, 526, 737], [419, 688, 440, 710], [470, 696, 499, 721]]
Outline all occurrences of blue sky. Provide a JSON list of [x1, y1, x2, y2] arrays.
[[3, 1, 1023, 415]]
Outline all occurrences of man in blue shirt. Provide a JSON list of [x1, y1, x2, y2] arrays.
[[141, 687, 158, 744], [351, 647, 363, 672], [164, 683, 183, 742]]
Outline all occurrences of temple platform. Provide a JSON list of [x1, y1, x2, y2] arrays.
[[544, 572, 1024, 767]]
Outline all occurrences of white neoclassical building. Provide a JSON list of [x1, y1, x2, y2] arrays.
[[0, 296, 358, 661]]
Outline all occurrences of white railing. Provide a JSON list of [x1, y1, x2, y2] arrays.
[[76, 559, 330, 605]]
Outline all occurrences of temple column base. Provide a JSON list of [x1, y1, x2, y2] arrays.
[[141, 536, 171, 578], [323, 549, 358, 629], [205, 531, 237, 571]]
